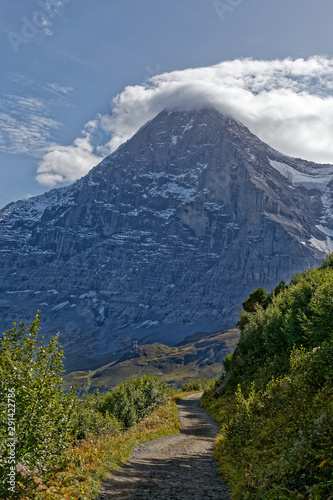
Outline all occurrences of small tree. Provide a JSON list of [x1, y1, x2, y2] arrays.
[[101, 375, 170, 428], [0, 313, 76, 497], [242, 287, 268, 313]]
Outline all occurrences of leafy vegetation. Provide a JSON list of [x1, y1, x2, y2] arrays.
[[31, 398, 180, 500], [100, 375, 170, 428], [202, 259, 333, 499], [180, 377, 217, 392], [0, 316, 181, 499], [0, 314, 76, 498], [73, 391, 122, 441]]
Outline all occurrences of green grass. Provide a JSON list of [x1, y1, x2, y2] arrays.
[[21, 397, 180, 500], [202, 346, 333, 499], [1, 315, 216, 500], [202, 258, 333, 499]]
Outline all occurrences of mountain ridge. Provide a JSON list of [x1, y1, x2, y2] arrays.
[[1, 107, 332, 372]]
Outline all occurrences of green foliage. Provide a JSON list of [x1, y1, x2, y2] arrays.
[[203, 256, 333, 499], [238, 282, 287, 334], [0, 315, 178, 499], [228, 266, 333, 389], [236, 310, 250, 332], [319, 252, 333, 269], [0, 314, 179, 499], [73, 391, 122, 440], [242, 287, 268, 313], [271, 279, 287, 296], [180, 377, 216, 392], [32, 398, 181, 499], [210, 343, 333, 498], [100, 375, 170, 428], [223, 353, 233, 374], [0, 314, 76, 498]]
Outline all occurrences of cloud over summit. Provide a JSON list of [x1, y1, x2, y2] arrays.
[[37, 56, 333, 186]]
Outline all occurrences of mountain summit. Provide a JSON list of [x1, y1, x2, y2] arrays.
[[1, 108, 333, 371]]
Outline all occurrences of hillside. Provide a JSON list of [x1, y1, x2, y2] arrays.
[[202, 255, 333, 499], [63, 329, 240, 394], [0, 108, 331, 372]]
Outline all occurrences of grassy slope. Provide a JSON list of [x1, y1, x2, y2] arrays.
[[202, 261, 333, 499], [24, 396, 182, 500], [63, 329, 239, 394]]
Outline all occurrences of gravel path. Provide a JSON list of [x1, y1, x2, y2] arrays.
[[97, 393, 230, 500]]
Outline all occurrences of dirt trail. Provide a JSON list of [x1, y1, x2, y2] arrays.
[[97, 393, 230, 500]]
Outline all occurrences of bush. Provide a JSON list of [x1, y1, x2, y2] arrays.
[[242, 287, 268, 313], [0, 316, 177, 499], [100, 375, 170, 428], [203, 255, 333, 499], [214, 344, 333, 498], [0, 314, 76, 498], [73, 391, 122, 440], [180, 378, 216, 392], [228, 266, 333, 389]]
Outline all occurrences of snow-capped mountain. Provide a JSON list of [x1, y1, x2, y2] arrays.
[[1, 108, 332, 371]]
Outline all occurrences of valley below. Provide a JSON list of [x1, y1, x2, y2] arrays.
[[63, 328, 240, 394]]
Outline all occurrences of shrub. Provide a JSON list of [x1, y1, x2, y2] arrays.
[[180, 378, 216, 392], [100, 375, 170, 428], [242, 287, 268, 312], [73, 391, 122, 440], [216, 344, 333, 498], [0, 314, 76, 498], [228, 266, 333, 390], [223, 354, 233, 374], [203, 255, 333, 499]]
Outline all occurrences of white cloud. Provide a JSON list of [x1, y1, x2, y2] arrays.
[[36, 133, 102, 186], [0, 79, 73, 163], [0, 95, 62, 155], [11, 73, 74, 98], [47, 82, 74, 95], [37, 56, 333, 186]]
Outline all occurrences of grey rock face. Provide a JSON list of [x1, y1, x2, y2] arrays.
[[1, 108, 332, 371]]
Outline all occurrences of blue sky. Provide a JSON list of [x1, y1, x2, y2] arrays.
[[1, 0, 333, 208]]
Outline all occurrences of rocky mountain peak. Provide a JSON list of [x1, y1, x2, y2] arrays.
[[0, 108, 332, 371]]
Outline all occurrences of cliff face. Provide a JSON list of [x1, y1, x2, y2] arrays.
[[1, 108, 332, 371]]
